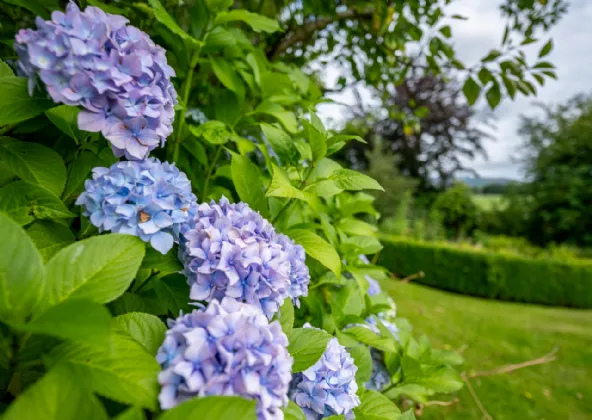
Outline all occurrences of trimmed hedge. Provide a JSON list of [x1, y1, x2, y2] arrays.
[[378, 236, 592, 308]]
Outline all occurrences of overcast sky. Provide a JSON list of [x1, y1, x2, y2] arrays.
[[318, 0, 591, 180]]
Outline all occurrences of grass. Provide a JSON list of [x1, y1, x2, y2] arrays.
[[382, 281, 592, 419], [472, 194, 506, 211]]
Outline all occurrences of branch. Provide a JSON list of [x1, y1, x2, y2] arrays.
[[400, 271, 425, 284], [267, 7, 374, 60], [467, 348, 558, 379], [461, 374, 493, 420]]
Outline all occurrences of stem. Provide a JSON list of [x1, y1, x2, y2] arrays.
[[202, 146, 223, 198], [171, 49, 201, 163], [271, 165, 313, 224]]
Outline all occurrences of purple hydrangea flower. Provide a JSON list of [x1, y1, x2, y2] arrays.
[[76, 158, 197, 254], [179, 197, 308, 319], [156, 298, 293, 420], [15, 2, 177, 160], [358, 254, 382, 296], [276, 233, 310, 307], [289, 324, 360, 420], [366, 349, 391, 391]]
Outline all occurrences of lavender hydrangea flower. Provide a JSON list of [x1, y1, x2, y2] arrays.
[[358, 254, 381, 296], [15, 2, 177, 160], [366, 349, 391, 391], [179, 197, 308, 319], [289, 324, 360, 420], [275, 233, 310, 307], [76, 158, 196, 254], [156, 298, 293, 420]]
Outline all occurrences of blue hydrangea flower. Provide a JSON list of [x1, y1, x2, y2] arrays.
[[276, 233, 310, 307], [76, 158, 197, 254], [156, 298, 293, 420], [366, 349, 391, 391], [179, 197, 308, 319], [358, 254, 382, 296], [15, 2, 177, 160], [289, 324, 360, 420]]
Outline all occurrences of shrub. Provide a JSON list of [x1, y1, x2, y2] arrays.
[[379, 236, 592, 308], [431, 183, 479, 239]]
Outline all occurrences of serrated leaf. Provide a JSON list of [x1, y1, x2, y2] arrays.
[[215, 10, 280, 33], [147, 0, 198, 44], [342, 236, 383, 255], [42, 234, 145, 311], [354, 390, 401, 420], [139, 246, 183, 280], [45, 105, 82, 143], [287, 229, 341, 277], [152, 274, 193, 315], [0, 77, 55, 125], [189, 120, 232, 145], [0, 181, 75, 225], [261, 123, 297, 163], [0, 141, 67, 196], [266, 164, 311, 201], [2, 363, 108, 420], [288, 328, 332, 372], [278, 298, 294, 337], [344, 326, 396, 353], [112, 312, 167, 355], [303, 120, 327, 162], [329, 169, 383, 191], [0, 213, 45, 323], [160, 396, 257, 420], [50, 330, 160, 409], [27, 220, 75, 262], [348, 345, 372, 384], [14, 299, 111, 346], [230, 152, 269, 217], [62, 151, 102, 201], [210, 56, 245, 99], [462, 76, 480, 105]]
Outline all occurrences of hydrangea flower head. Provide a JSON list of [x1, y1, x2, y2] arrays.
[[358, 254, 381, 296], [366, 349, 391, 391], [76, 158, 196, 254], [179, 197, 305, 319], [156, 298, 293, 420], [275, 233, 310, 307], [15, 2, 177, 160], [289, 324, 360, 420]]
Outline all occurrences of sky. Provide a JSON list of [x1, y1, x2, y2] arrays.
[[318, 0, 592, 180]]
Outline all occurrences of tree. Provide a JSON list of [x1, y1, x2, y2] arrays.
[[518, 94, 592, 247], [431, 183, 479, 238]]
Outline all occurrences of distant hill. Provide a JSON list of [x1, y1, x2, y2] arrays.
[[457, 177, 517, 188]]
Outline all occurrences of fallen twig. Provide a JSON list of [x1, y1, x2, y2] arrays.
[[467, 347, 558, 379], [462, 373, 493, 420], [400, 271, 425, 284]]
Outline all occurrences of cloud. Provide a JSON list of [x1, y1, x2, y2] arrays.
[[318, 0, 592, 180]]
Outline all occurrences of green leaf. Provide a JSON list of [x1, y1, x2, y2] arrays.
[[14, 299, 111, 346], [152, 274, 193, 315], [45, 105, 82, 143], [344, 326, 396, 353], [50, 330, 160, 410], [278, 298, 294, 337], [266, 164, 311, 201], [139, 246, 183, 280], [327, 134, 366, 146], [501, 75, 517, 99], [462, 76, 480, 105], [439, 25, 452, 38], [230, 152, 269, 217], [287, 229, 341, 277], [348, 345, 372, 384], [205, 0, 233, 12], [189, 120, 232, 145], [215, 10, 281, 33], [304, 179, 343, 197], [27, 220, 75, 262], [477, 68, 492, 85], [303, 120, 327, 162], [337, 218, 377, 237], [147, 0, 198, 44], [0, 141, 67, 196], [160, 396, 257, 420], [42, 234, 145, 311], [329, 169, 383, 191], [288, 328, 332, 372], [481, 49, 501, 62], [284, 401, 306, 420], [0, 213, 45, 323], [114, 407, 146, 420], [112, 312, 167, 355], [62, 151, 102, 201], [485, 82, 501, 109], [210, 56, 245, 99], [431, 349, 464, 366], [533, 61, 554, 69], [538, 39, 553, 58], [0, 181, 75, 225], [0, 77, 55, 125], [0, 59, 14, 77], [354, 390, 401, 420], [342, 236, 383, 255], [261, 123, 297, 163], [2, 363, 108, 420], [399, 409, 417, 420]]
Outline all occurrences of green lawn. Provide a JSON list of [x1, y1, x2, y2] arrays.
[[382, 281, 592, 419], [472, 194, 506, 211]]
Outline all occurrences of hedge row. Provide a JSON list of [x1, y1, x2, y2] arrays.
[[378, 236, 592, 308]]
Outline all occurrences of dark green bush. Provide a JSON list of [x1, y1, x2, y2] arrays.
[[379, 236, 592, 308]]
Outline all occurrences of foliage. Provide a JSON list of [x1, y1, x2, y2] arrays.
[[386, 281, 592, 419], [379, 236, 592, 308], [517, 94, 592, 247], [430, 183, 478, 239]]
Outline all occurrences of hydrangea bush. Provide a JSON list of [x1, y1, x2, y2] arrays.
[[0, 2, 466, 420]]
